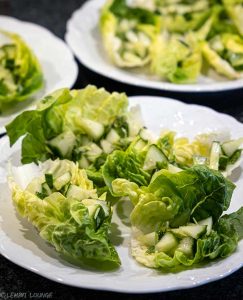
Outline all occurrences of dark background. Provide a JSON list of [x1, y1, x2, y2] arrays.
[[0, 0, 243, 299]]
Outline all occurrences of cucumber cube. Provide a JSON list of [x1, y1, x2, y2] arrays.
[[155, 232, 178, 253]]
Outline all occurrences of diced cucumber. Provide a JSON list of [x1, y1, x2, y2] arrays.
[[76, 118, 104, 140], [198, 216, 213, 236], [78, 156, 90, 169], [221, 138, 243, 157], [106, 129, 120, 144], [93, 206, 106, 229], [177, 224, 207, 239], [26, 177, 42, 194], [143, 145, 167, 171], [177, 237, 194, 256], [86, 143, 103, 162], [127, 105, 143, 137], [53, 172, 71, 190], [139, 128, 153, 142], [41, 182, 52, 196], [45, 174, 53, 189], [219, 155, 229, 171], [132, 138, 147, 151], [48, 131, 76, 158], [138, 232, 158, 246], [60, 183, 71, 196], [73, 145, 88, 160], [193, 155, 207, 165], [80, 136, 91, 146], [44, 159, 71, 178], [170, 228, 188, 239], [66, 184, 93, 201], [229, 149, 242, 164], [2, 44, 16, 59], [155, 232, 178, 253], [168, 164, 182, 173], [209, 141, 221, 170], [35, 192, 47, 200], [100, 139, 113, 154]]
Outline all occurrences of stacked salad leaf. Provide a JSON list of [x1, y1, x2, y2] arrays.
[[0, 30, 43, 111], [6, 85, 243, 270], [99, 0, 243, 83]]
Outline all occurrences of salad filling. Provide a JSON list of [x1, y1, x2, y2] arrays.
[[99, 0, 243, 83], [6, 86, 243, 270], [0, 30, 43, 111]]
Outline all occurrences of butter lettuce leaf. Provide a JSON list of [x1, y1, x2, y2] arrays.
[[100, 0, 161, 67], [221, 207, 243, 240], [130, 166, 241, 270], [6, 85, 128, 164], [122, 165, 234, 235], [202, 42, 240, 79], [223, 0, 243, 36], [103, 149, 150, 194], [0, 30, 43, 110], [153, 208, 243, 270], [151, 36, 202, 83], [9, 159, 120, 268], [100, 0, 243, 81]]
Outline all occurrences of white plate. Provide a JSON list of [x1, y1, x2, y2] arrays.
[[65, 0, 243, 94], [0, 16, 78, 134], [0, 96, 243, 293]]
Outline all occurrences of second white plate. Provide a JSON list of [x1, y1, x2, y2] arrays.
[[0, 16, 78, 134], [65, 0, 243, 94]]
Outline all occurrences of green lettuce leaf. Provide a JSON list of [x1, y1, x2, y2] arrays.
[[202, 41, 240, 79], [9, 159, 120, 268], [161, 9, 211, 34], [151, 35, 202, 83], [153, 208, 243, 270], [109, 0, 157, 24], [99, 0, 243, 81], [129, 166, 241, 271], [6, 85, 128, 164], [221, 207, 243, 240], [100, 0, 161, 67], [129, 165, 235, 232], [0, 30, 43, 110], [223, 0, 243, 36], [215, 34, 243, 70], [102, 149, 150, 194]]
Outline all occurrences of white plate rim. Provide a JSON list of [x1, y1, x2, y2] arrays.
[[65, 0, 243, 93], [0, 96, 243, 293]]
